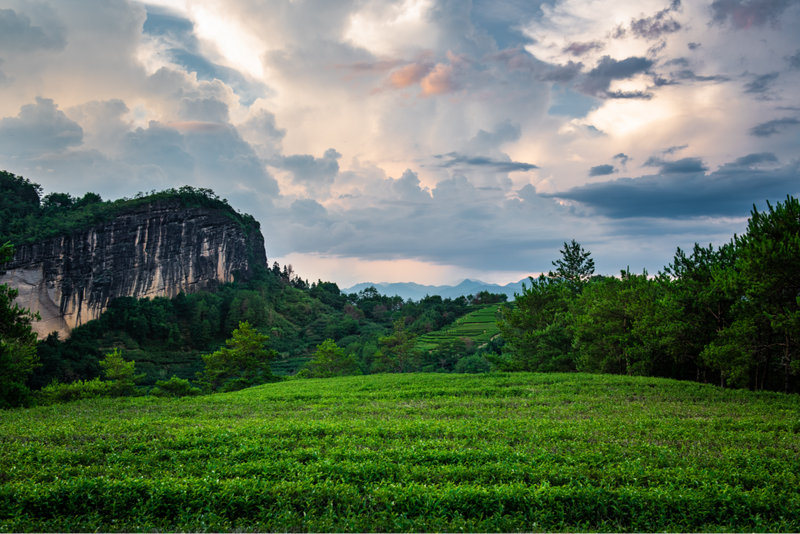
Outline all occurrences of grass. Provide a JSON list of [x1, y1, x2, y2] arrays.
[[1, 372, 799, 532], [417, 304, 504, 350]]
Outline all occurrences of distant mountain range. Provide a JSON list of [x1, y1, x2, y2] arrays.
[[341, 278, 531, 301]]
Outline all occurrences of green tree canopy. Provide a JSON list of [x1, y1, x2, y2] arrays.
[[197, 321, 278, 392], [300, 339, 361, 378]]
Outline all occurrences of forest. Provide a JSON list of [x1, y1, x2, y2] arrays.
[[1, 168, 799, 409]]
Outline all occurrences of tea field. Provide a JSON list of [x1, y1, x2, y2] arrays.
[[1, 372, 799, 532], [416, 304, 504, 350]]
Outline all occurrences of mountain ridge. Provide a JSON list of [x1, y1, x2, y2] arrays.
[[342, 278, 530, 301]]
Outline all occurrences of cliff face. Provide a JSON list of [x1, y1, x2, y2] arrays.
[[0, 201, 268, 338]]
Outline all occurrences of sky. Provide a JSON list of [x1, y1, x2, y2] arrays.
[[0, 0, 798, 287]]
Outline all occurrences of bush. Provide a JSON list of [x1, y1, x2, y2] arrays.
[[35, 378, 114, 405], [455, 353, 491, 374], [150, 376, 202, 397]]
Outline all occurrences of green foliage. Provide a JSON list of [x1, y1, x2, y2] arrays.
[[197, 321, 278, 392], [34, 377, 114, 405], [0, 242, 40, 409], [702, 196, 800, 391], [1, 373, 799, 532], [150, 376, 202, 397], [99, 349, 145, 397], [373, 319, 420, 373], [0, 170, 258, 247], [495, 276, 576, 372], [549, 239, 596, 292], [299, 339, 361, 378]]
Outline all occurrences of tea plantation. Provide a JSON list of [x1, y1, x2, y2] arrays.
[[416, 304, 504, 351], [1, 372, 799, 532]]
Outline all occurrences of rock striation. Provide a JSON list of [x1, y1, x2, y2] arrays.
[[0, 200, 267, 338]]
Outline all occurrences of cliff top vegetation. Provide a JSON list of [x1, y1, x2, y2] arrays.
[[0, 170, 258, 247]]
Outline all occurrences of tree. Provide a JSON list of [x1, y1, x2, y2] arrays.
[[702, 197, 800, 392], [197, 321, 278, 392], [494, 276, 576, 372], [549, 239, 595, 292], [0, 242, 41, 408], [373, 319, 420, 373], [99, 348, 145, 396], [299, 339, 361, 378]]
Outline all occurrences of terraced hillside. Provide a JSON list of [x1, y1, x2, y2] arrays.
[[1, 372, 799, 532], [416, 304, 505, 351]]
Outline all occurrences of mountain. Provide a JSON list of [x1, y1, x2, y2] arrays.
[[342, 278, 529, 301], [0, 198, 267, 338]]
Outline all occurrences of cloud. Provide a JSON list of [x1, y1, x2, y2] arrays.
[[434, 152, 538, 172], [0, 59, 12, 88], [663, 144, 688, 155], [546, 159, 800, 218], [643, 156, 708, 173], [177, 97, 230, 123], [0, 7, 66, 53], [272, 148, 342, 195], [0, 97, 83, 157], [563, 41, 604, 56], [731, 152, 779, 166], [236, 109, 286, 159], [628, 0, 683, 40], [589, 164, 616, 176], [710, 0, 797, 29], [387, 61, 434, 89], [687, 42, 701, 50], [539, 61, 584, 83], [577, 56, 654, 98], [613, 153, 631, 167], [420, 64, 456, 96], [669, 69, 729, 83], [748, 117, 800, 137], [789, 49, 800, 68], [743, 72, 779, 94]]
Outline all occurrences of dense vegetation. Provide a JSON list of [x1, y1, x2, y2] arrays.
[[496, 197, 800, 394], [0, 171, 258, 246], [1, 372, 798, 532]]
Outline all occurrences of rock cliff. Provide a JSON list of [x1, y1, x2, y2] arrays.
[[0, 200, 268, 338]]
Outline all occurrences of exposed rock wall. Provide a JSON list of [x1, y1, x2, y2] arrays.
[[0, 201, 268, 338]]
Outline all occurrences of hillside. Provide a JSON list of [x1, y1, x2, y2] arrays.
[[1, 372, 798, 532], [343, 278, 527, 301]]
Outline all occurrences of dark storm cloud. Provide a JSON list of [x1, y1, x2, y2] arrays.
[[732, 152, 779, 166], [563, 41, 604, 56], [434, 152, 538, 172], [644, 156, 708, 173], [748, 117, 800, 136], [539, 61, 584, 83], [589, 164, 616, 176], [687, 42, 701, 50], [0, 8, 66, 52], [0, 97, 82, 157], [606, 90, 653, 99], [710, 0, 798, 29], [743, 72, 779, 94], [545, 159, 800, 218], [577, 56, 654, 98]]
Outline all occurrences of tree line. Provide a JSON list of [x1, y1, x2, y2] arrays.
[[495, 196, 800, 394]]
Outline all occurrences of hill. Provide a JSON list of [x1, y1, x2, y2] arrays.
[[1, 372, 798, 532], [343, 278, 528, 301]]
